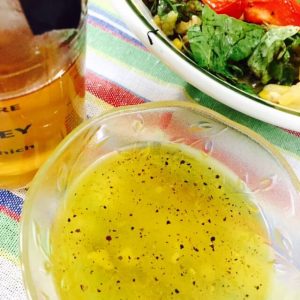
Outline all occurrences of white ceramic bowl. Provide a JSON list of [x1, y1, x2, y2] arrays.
[[113, 0, 300, 131]]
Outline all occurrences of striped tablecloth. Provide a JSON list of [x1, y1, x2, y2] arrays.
[[1, 0, 300, 298]]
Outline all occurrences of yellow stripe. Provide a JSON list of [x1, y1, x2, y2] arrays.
[[0, 249, 20, 266], [86, 92, 113, 117], [90, 0, 118, 16]]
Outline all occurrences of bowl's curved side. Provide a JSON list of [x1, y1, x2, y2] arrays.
[[113, 0, 300, 131], [20, 101, 300, 299]]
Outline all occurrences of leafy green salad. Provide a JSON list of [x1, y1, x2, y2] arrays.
[[143, 0, 300, 109]]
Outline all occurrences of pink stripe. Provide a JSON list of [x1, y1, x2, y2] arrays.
[[86, 70, 145, 106], [0, 206, 20, 222]]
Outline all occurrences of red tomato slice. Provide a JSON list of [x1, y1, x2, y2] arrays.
[[244, 0, 300, 26], [202, 0, 246, 19]]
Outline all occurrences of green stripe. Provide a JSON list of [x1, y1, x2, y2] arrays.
[[185, 85, 300, 156], [0, 213, 19, 258], [87, 25, 185, 86]]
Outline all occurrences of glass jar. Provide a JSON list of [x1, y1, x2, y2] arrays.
[[0, 0, 87, 189]]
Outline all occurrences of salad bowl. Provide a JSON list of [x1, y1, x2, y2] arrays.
[[113, 0, 300, 131]]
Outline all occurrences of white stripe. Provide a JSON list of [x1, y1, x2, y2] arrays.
[[88, 10, 138, 40], [11, 189, 27, 200], [0, 257, 26, 300], [86, 49, 189, 102]]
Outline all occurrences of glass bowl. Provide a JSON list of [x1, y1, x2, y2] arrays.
[[21, 101, 300, 299]]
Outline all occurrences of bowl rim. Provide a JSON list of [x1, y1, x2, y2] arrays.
[[112, 0, 300, 131], [20, 101, 300, 299]]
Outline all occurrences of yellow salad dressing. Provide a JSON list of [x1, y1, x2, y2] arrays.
[[50, 143, 274, 300]]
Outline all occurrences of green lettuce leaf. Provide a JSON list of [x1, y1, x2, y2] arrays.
[[187, 6, 265, 80], [248, 26, 300, 84]]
